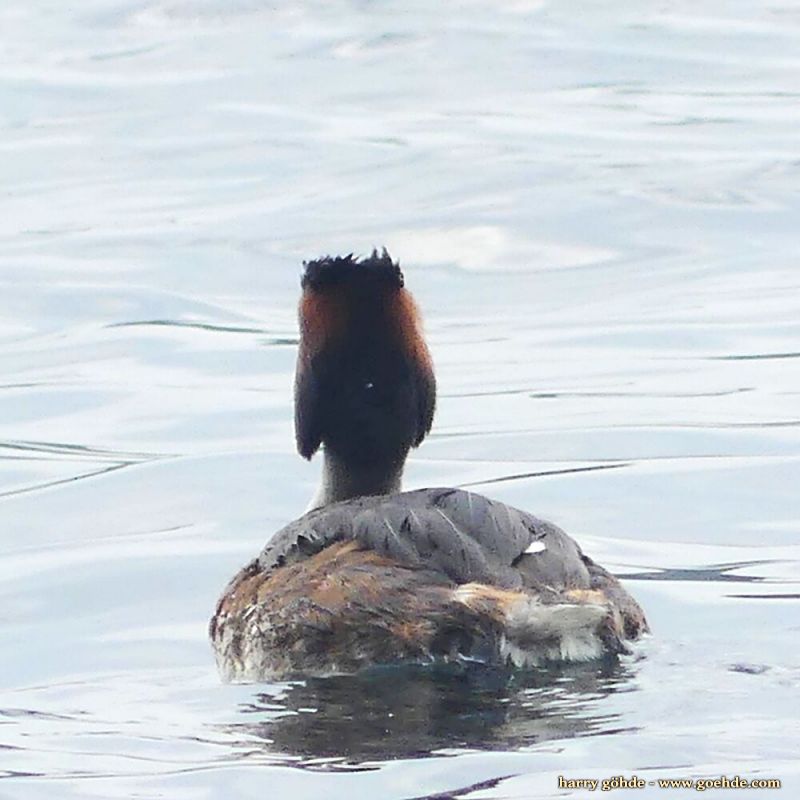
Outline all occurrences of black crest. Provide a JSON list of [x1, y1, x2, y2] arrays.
[[301, 248, 404, 291]]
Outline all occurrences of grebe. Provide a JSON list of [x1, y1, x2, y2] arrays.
[[210, 250, 648, 681]]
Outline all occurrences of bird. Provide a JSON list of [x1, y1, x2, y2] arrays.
[[210, 249, 648, 681]]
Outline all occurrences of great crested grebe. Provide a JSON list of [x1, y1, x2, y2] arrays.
[[210, 250, 648, 681]]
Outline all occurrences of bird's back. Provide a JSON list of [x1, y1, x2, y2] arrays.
[[211, 489, 648, 681]]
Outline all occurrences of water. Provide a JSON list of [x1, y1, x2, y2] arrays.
[[1, 1, 799, 797]]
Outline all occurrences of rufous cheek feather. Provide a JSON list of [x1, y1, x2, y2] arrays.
[[298, 290, 348, 363], [387, 288, 436, 446], [294, 289, 350, 459]]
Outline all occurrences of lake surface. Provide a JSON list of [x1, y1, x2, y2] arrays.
[[1, 1, 799, 797]]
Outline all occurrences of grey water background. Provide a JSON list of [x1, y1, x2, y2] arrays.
[[1, 1, 799, 797]]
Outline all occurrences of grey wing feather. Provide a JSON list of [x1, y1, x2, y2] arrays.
[[514, 520, 593, 589], [257, 488, 597, 594]]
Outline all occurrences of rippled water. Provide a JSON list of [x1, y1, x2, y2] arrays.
[[2, 1, 799, 797]]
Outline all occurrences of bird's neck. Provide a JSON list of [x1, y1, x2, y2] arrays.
[[307, 448, 405, 511]]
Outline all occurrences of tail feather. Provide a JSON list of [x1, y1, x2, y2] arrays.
[[453, 583, 614, 666]]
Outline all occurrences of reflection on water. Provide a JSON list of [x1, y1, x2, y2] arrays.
[[231, 660, 636, 763], [1, 0, 800, 797]]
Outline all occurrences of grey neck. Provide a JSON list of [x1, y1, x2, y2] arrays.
[[306, 448, 405, 512]]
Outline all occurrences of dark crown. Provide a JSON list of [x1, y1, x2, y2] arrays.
[[301, 248, 404, 291]]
